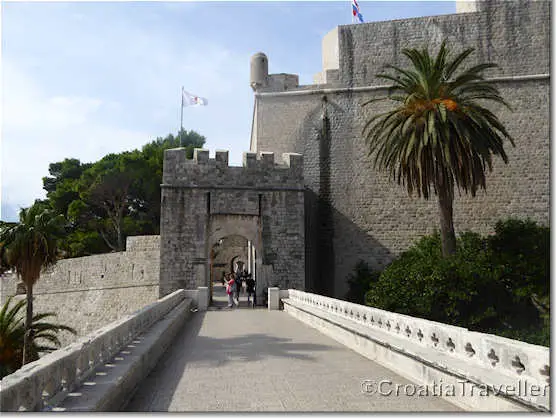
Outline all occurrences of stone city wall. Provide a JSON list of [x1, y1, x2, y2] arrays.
[[0, 289, 189, 412], [212, 235, 249, 280], [251, 0, 550, 297], [0, 236, 161, 347], [334, 0, 549, 88]]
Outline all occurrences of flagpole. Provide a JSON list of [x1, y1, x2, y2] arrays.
[[180, 86, 184, 147]]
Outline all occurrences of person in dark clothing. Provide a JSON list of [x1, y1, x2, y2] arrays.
[[245, 273, 255, 307], [235, 269, 243, 301]]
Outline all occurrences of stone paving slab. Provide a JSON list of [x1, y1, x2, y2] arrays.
[[124, 308, 460, 412]]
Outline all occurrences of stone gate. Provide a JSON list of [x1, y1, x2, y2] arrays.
[[159, 148, 305, 299]]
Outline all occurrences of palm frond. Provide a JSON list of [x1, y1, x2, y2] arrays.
[[362, 39, 514, 200]]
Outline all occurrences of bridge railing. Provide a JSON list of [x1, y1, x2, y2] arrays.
[[0, 289, 188, 412], [284, 289, 550, 411]]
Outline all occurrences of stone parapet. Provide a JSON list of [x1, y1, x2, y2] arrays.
[[0, 289, 190, 412], [283, 290, 550, 411], [125, 235, 161, 252], [162, 148, 304, 189]]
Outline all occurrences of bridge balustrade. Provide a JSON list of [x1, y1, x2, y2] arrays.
[[284, 289, 550, 411]]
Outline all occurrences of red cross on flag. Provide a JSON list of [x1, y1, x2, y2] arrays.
[[182, 89, 208, 107]]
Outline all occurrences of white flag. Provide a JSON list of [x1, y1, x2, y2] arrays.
[[182, 89, 208, 107]]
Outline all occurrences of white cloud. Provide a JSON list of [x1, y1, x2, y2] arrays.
[[1, 63, 151, 219], [1, 3, 256, 220]]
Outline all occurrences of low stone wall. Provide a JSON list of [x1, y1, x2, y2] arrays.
[[0, 289, 189, 412], [125, 235, 160, 252], [283, 290, 550, 412], [0, 235, 161, 347]]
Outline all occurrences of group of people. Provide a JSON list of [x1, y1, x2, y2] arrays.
[[223, 269, 256, 308]]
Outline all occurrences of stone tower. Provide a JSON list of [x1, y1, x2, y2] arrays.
[[159, 148, 305, 300]]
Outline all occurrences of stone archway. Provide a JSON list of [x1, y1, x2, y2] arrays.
[[208, 215, 263, 304], [209, 233, 255, 307], [159, 148, 305, 299]]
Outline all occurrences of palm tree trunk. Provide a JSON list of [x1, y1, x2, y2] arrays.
[[437, 178, 457, 257], [22, 284, 33, 365]]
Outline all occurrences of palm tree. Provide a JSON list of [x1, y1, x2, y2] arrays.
[[0, 297, 76, 378], [0, 204, 65, 364], [363, 40, 514, 256]]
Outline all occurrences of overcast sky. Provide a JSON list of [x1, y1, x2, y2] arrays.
[[1, 1, 456, 222]]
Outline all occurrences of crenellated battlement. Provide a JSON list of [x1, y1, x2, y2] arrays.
[[162, 148, 304, 189], [193, 148, 303, 171]]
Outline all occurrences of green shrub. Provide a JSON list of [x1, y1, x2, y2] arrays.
[[363, 218, 549, 346], [488, 218, 550, 301], [345, 261, 380, 305]]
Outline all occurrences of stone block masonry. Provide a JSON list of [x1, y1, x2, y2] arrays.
[[0, 236, 161, 347], [250, 0, 550, 298], [159, 149, 305, 299]]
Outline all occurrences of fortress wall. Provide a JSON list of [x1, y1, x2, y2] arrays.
[[253, 1, 550, 163], [0, 236, 160, 347], [251, 94, 322, 158], [212, 237, 249, 280], [160, 186, 207, 295], [162, 148, 303, 189], [160, 149, 305, 296], [252, 2, 549, 298], [260, 190, 306, 290], [336, 0, 549, 88], [126, 235, 160, 252], [255, 78, 549, 298], [330, 79, 549, 298]]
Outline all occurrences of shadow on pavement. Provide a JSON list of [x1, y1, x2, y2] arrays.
[[123, 311, 337, 411]]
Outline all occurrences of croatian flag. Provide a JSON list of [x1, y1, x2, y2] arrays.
[[182, 89, 208, 107], [352, 0, 364, 23]]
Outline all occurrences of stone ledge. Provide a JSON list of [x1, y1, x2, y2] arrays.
[[51, 298, 193, 411], [0, 290, 187, 411], [282, 298, 547, 412]]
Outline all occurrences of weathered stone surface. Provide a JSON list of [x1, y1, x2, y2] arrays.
[[0, 290, 188, 412], [0, 236, 161, 346], [284, 290, 550, 411], [159, 150, 305, 299], [267, 287, 280, 310], [251, 0, 550, 297]]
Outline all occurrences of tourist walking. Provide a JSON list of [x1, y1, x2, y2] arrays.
[[246, 272, 256, 307], [235, 269, 243, 301], [226, 274, 238, 308]]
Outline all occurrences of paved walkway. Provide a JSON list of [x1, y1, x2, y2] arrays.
[[124, 289, 460, 412]]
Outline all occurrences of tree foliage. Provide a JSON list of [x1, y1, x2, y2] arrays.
[[0, 203, 66, 364], [344, 260, 380, 305], [363, 40, 514, 256], [359, 219, 549, 346], [42, 129, 205, 257], [0, 297, 76, 379]]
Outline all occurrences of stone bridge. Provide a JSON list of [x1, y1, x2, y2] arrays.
[[0, 285, 550, 412]]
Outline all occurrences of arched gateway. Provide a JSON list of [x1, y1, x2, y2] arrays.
[[159, 148, 305, 302]]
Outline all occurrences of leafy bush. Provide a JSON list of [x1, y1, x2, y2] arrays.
[[345, 261, 380, 305], [362, 218, 549, 346], [488, 218, 549, 302]]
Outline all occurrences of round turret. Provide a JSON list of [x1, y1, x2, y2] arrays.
[[250, 52, 268, 91]]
